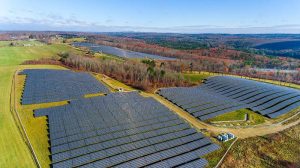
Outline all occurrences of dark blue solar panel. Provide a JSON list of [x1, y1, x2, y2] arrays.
[[35, 92, 219, 167], [73, 42, 176, 60], [158, 76, 300, 119], [20, 69, 110, 104]]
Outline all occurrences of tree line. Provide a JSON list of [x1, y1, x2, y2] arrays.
[[59, 53, 192, 91]]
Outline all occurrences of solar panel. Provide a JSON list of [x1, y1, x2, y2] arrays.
[[34, 92, 219, 167], [20, 69, 110, 104], [73, 42, 176, 60], [158, 76, 300, 119]]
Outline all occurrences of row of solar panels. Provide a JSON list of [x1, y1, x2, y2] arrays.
[[19, 69, 110, 104], [158, 76, 300, 120], [72, 42, 176, 60], [35, 92, 220, 168]]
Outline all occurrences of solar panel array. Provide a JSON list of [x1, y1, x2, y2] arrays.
[[158, 76, 300, 120], [72, 42, 176, 60], [20, 69, 110, 104], [35, 92, 220, 168]]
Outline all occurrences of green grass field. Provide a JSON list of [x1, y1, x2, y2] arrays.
[[183, 72, 214, 84], [0, 41, 82, 168], [206, 109, 266, 126]]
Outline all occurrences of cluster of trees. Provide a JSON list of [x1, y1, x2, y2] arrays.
[[161, 59, 300, 84], [60, 54, 192, 91], [146, 39, 209, 50], [0, 34, 11, 41], [22, 58, 62, 65], [229, 69, 300, 84]]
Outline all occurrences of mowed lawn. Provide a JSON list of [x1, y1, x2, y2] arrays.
[[0, 42, 80, 168]]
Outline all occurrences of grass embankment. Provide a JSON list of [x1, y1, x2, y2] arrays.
[[221, 124, 300, 168], [0, 40, 84, 167], [206, 109, 266, 126]]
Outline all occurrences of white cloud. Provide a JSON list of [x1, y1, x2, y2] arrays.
[[1, 11, 300, 33]]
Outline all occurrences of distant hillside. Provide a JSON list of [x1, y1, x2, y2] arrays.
[[105, 32, 300, 59]]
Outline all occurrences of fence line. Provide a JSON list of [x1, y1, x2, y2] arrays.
[[215, 137, 239, 168], [10, 70, 41, 168]]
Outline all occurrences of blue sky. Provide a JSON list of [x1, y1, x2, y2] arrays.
[[1, 0, 300, 33]]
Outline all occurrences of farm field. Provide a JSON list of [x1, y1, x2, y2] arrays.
[[0, 41, 85, 168]]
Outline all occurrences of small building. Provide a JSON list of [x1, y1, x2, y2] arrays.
[[217, 132, 235, 142]]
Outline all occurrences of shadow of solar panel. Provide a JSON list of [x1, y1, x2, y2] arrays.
[[20, 69, 110, 105], [158, 76, 300, 120], [35, 92, 219, 167]]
